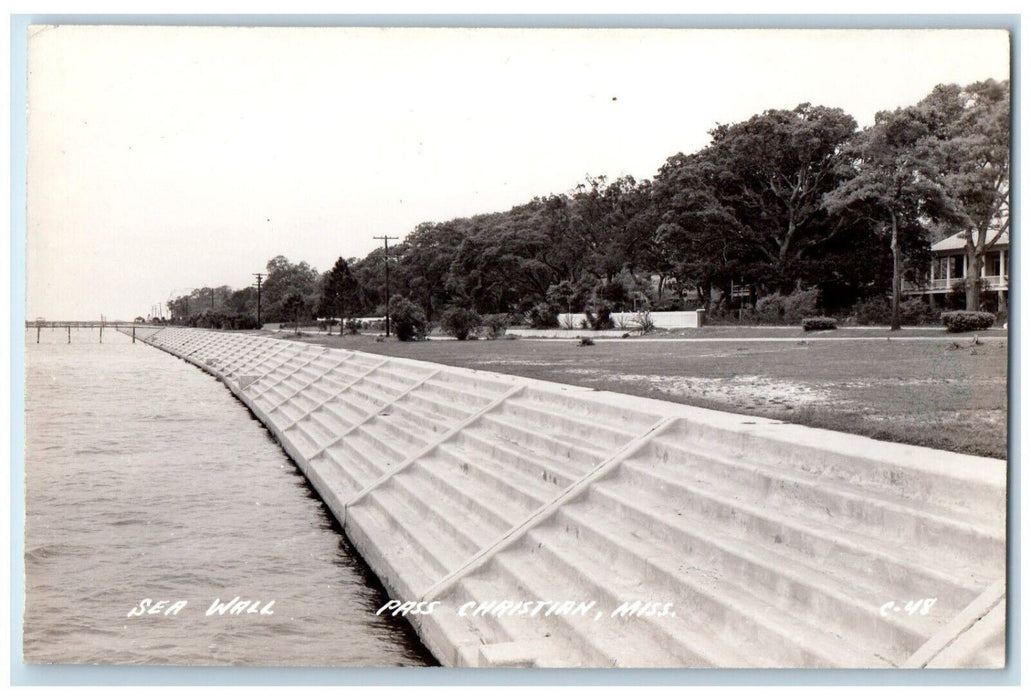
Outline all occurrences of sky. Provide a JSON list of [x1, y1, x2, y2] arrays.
[[24, 26, 1010, 321]]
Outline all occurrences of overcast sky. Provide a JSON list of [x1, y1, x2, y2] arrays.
[[25, 26, 1009, 321]]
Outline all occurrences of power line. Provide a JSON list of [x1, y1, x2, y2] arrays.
[[373, 235, 399, 336]]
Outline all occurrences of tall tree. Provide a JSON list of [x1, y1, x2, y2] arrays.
[[705, 103, 858, 292], [319, 257, 361, 335], [652, 151, 750, 308], [924, 80, 1010, 310], [261, 255, 321, 322], [825, 106, 961, 329]]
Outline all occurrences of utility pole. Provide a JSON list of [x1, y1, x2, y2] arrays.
[[373, 235, 399, 336], [253, 273, 265, 328]]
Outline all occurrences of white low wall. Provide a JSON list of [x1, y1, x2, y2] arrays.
[[136, 327, 1006, 669], [559, 310, 705, 329]]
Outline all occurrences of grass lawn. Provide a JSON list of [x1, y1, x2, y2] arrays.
[[279, 329, 1008, 459]]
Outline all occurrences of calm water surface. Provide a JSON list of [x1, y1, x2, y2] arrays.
[[24, 328, 434, 666]]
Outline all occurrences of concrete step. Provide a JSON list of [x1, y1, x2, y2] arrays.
[[476, 414, 608, 473], [446, 427, 583, 489], [376, 360, 435, 379], [454, 564, 614, 667], [419, 377, 507, 410], [527, 516, 887, 668], [385, 471, 492, 557], [320, 364, 377, 389], [640, 434, 1004, 573], [383, 400, 453, 437], [267, 398, 308, 426], [675, 420, 1004, 521], [304, 404, 352, 436], [316, 443, 382, 493], [503, 390, 649, 447], [290, 412, 337, 449], [358, 372, 419, 399], [490, 547, 746, 667], [347, 487, 454, 596], [575, 483, 941, 663], [283, 418, 323, 459], [431, 442, 555, 512], [327, 387, 382, 418], [405, 460, 523, 533], [319, 395, 371, 427], [361, 413, 433, 452], [445, 575, 578, 666], [611, 459, 988, 608], [346, 379, 401, 411], [367, 365, 434, 392], [400, 390, 477, 422]]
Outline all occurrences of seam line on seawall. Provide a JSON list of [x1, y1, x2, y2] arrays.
[[901, 578, 1007, 668], [248, 346, 331, 400], [341, 384, 526, 517], [304, 367, 442, 456], [268, 353, 358, 416], [418, 415, 678, 603], [290, 358, 393, 439]]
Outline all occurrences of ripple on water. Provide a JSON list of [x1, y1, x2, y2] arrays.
[[23, 333, 435, 666]]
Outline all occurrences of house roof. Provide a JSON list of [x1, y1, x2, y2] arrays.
[[931, 231, 1009, 253]]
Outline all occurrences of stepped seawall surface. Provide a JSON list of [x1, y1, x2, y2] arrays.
[[135, 327, 1007, 669]]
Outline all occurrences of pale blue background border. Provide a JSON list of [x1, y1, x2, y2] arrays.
[[9, 12, 1021, 686]]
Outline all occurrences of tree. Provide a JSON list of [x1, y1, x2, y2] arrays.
[[388, 295, 428, 341], [261, 255, 321, 322], [282, 291, 309, 334], [704, 104, 858, 292], [924, 80, 1010, 311], [439, 307, 481, 340], [652, 151, 749, 309], [824, 106, 960, 329], [319, 257, 360, 335]]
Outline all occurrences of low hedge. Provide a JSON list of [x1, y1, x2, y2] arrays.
[[941, 311, 996, 333], [802, 316, 837, 331]]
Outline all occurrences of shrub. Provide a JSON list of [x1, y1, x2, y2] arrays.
[[388, 295, 428, 341], [898, 298, 938, 326], [941, 311, 996, 333], [584, 306, 615, 330], [633, 310, 656, 333], [802, 317, 837, 331], [853, 296, 892, 325], [756, 289, 819, 324], [526, 302, 558, 329], [439, 307, 482, 340], [596, 307, 615, 330], [480, 313, 510, 339]]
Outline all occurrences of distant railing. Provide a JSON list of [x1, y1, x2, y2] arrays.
[[24, 320, 154, 328], [903, 275, 1008, 293]]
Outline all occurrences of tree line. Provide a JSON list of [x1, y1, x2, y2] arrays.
[[166, 79, 1009, 332]]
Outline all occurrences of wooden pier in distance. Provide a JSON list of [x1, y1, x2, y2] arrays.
[[25, 320, 161, 343]]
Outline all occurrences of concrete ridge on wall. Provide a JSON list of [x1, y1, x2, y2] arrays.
[[133, 327, 1007, 669]]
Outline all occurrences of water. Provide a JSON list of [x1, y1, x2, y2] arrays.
[[23, 328, 435, 666]]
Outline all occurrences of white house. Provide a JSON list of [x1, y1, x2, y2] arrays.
[[903, 231, 1009, 306]]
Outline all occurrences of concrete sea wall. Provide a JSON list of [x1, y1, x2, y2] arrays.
[[136, 327, 1007, 668]]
